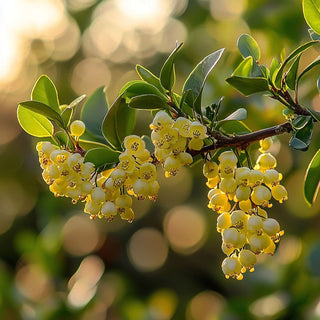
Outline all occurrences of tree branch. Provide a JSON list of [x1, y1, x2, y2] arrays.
[[189, 122, 293, 156]]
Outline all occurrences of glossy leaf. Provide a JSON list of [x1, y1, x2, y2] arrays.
[[68, 94, 86, 109], [304, 148, 320, 206], [120, 81, 167, 100], [17, 106, 54, 137], [31, 75, 60, 113], [285, 54, 301, 90], [237, 34, 261, 61], [84, 147, 120, 167], [225, 76, 269, 96], [81, 86, 108, 139], [160, 42, 183, 91], [128, 94, 168, 110], [274, 41, 318, 88], [303, 0, 320, 35], [136, 65, 164, 92], [292, 115, 312, 130], [232, 57, 253, 77], [289, 137, 308, 150], [290, 117, 313, 150], [182, 48, 225, 112], [219, 120, 251, 135], [297, 56, 320, 84], [61, 107, 73, 127], [217, 108, 247, 127], [102, 96, 136, 150], [305, 106, 320, 122], [19, 100, 64, 127]]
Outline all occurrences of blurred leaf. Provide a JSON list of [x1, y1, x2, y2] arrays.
[[285, 54, 301, 90], [54, 131, 72, 148], [217, 108, 247, 127], [17, 106, 54, 137], [304, 148, 320, 206], [81, 86, 108, 139], [160, 42, 183, 91], [318, 74, 320, 93], [136, 65, 164, 93], [232, 57, 253, 77], [84, 147, 119, 167], [297, 56, 320, 84], [79, 139, 110, 151], [142, 135, 155, 153], [182, 48, 225, 113], [19, 100, 64, 127], [128, 94, 168, 110], [274, 41, 318, 88], [225, 76, 269, 96], [68, 94, 86, 109], [102, 96, 136, 150], [305, 105, 320, 121], [237, 34, 261, 61], [289, 137, 309, 150], [303, 0, 320, 35], [120, 81, 167, 101], [292, 115, 312, 129], [219, 120, 251, 135], [31, 75, 60, 113], [61, 107, 73, 127]]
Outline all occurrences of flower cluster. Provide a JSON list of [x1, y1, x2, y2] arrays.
[[150, 111, 206, 177], [204, 138, 287, 280], [36, 141, 95, 203], [84, 135, 159, 222]]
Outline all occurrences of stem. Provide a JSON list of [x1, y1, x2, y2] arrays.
[[189, 122, 292, 157]]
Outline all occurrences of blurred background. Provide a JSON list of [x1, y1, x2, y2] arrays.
[[1, 0, 320, 319]]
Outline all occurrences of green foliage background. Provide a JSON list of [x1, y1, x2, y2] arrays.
[[1, 0, 320, 319]]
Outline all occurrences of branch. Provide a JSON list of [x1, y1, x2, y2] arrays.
[[189, 122, 293, 156]]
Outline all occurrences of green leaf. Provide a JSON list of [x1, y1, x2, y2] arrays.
[[274, 41, 318, 88], [225, 76, 269, 96], [237, 34, 261, 61], [219, 120, 251, 135], [54, 131, 72, 148], [182, 48, 225, 113], [285, 54, 301, 90], [78, 139, 110, 151], [128, 94, 168, 110], [160, 42, 183, 91], [309, 28, 320, 40], [305, 105, 320, 122], [303, 0, 320, 35], [304, 148, 320, 206], [102, 96, 136, 150], [17, 105, 54, 137], [68, 94, 86, 109], [232, 57, 253, 77], [136, 65, 164, 92], [292, 115, 312, 129], [142, 135, 155, 154], [297, 56, 320, 84], [81, 86, 108, 139], [61, 107, 73, 127], [217, 108, 247, 127], [120, 81, 167, 101], [31, 75, 60, 113], [18, 100, 64, 127], [290, 117, 313, 150], [84, 147, 120, 167]]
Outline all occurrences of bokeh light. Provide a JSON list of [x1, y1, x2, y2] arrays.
[[127, 228, 168, 272], [164, 206, 208, 254]]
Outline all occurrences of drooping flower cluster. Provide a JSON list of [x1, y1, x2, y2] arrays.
[[204, 138, 287, 280], [150, 111, 207, 177], [36, 141, 95, 203], [84, 135, 159, 222]]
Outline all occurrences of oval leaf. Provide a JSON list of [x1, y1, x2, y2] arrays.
[[233, 57, 253, 77], [18, 100, 64, 127], [31, 75, 60, 113], [17, 106, 54, 137], [128, 94, 168, 110], [68, 94, 86, 109], [81, 87, 108, 139], [303, 0, 320, 35], [285, 54, 301, 90], [61, 107, 74, 127], [136, 65, 164, 92], [225, 76, 269, 96], [237, 34, 261, 61], [218, 108, 247, 125], [160, 42, 183, 91], [304, 148, 320, 206], [120, 81, 167, 100], [102, 97, 136, 150], [84, 147, 120, 167]]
